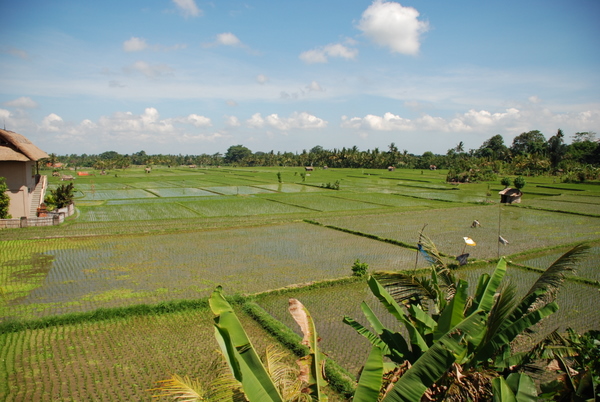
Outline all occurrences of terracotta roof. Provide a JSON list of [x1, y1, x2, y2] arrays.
[[0, 129, 49, 161]]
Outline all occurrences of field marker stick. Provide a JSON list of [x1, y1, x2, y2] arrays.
[[415, 224, 427, 270], [497, 202, 502, 259]]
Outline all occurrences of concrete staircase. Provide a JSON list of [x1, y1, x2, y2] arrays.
[[28, 176, 47, 218]]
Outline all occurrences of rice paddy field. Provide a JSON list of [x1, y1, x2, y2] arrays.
[[1, 166, 599, 401]]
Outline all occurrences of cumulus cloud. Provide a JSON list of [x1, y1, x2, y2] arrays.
[[41, 113, 64, 132], [217, 32, 241, 46], [172, 0, 202, 17], [340, 106, 600, 137], [123, 37, 148, 52], [225, 115, 241, 127], [247, 112, 327, 131], [3, 96, 38, 109], [357, 0, 429, 55], [203, 32, 246, 49], [185, 114, 212, 127], [299, 43, 358, 64], [124, 61, 173, 78], [246, 113, 265, 128]]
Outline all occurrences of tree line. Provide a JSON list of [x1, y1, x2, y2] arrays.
[[46, 130, 599, 182]]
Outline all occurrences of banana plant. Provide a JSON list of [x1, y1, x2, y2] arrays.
[[209, 286, 388, 402], [343, 244, 589, 401]]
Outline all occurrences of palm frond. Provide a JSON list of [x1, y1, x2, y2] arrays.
[[264, 345, 312, 402], [418, 232, 447, 272], [526, 244, 589, 299], [379, 273, 437, 307], [205, 357, 245, 402], [152, 373, 206, 401]]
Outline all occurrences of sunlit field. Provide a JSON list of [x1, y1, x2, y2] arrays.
[[1, 166, 599, 401]]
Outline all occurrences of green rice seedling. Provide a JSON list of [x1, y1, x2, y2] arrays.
[[314, 206, 600, 260], [180, 197, 308, 216], [145, 187, 217, 197], [265, 193, 385, 212], [77, 202, 201, 222], [78, 188, 156, 201], [2, 222, 418, 320]]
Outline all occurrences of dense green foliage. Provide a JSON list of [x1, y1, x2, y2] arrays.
[[0, 177, 9, 218], [44, 129, 600, 183], [45, 182, 75, 209]]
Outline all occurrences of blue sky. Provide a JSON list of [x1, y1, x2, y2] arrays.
[[1, 0, 598, 156]]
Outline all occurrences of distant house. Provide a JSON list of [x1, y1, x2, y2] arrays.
[[499, 188, 522, 204], [0, 129, 49, 218]]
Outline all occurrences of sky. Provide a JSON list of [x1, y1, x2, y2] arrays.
[[0, 0, 599, 156]]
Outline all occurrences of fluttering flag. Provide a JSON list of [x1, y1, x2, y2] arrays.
[[463, 237, 476, 246], [498, 235, 509, 245], [417, 243, 436, 264], [456, 253, 469, 266]]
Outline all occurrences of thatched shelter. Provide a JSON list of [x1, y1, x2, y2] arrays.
[[0, 129, 49, 218], [499, 188, 522, 204]]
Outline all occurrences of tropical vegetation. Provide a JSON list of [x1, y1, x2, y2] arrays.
[[0, 177, 9, 218], [42, 130, 600, 182]]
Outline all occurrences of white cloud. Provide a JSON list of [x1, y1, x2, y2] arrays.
[[357, 0, 429, 55], [226, 100, 238, 107], [246, 113, 265, 128], [256, 74, 269, 84], [340, 106, 600, 139], [251, 112, 327, 131], [341, 112, 413, 131], [300, 43, 358, 64], [123, 37, 148, 52], [185, 114, 212, 127], [123, 37, 187, 52], [172, 0, 202, 17], [125, 61, 173, 78], [41, 113, 64, 132], [216, 32, 241, 46], [3, 96, 38, 109], [225, 115, 241, 127]]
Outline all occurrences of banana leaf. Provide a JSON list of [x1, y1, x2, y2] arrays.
[[505, 373, 538, 401], [353, 345, 384, 402], [492, 377, 517, 402], [382, 310, 486, 402], [210, 287, 284, 402], [342, 316, 391, 355], [367, 276, 429, 356], [434, 279, 468, 341], [289, 298, 328, 402]]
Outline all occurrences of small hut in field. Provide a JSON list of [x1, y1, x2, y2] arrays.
[[499, 188, 522, 204]]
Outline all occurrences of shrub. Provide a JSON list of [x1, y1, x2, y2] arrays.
[[513, 176, 526, 190], [500, 177, 511, 187], [351, 259, 369, 277], [45, 182, 75, 210], [0, 177, 10, 218]]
